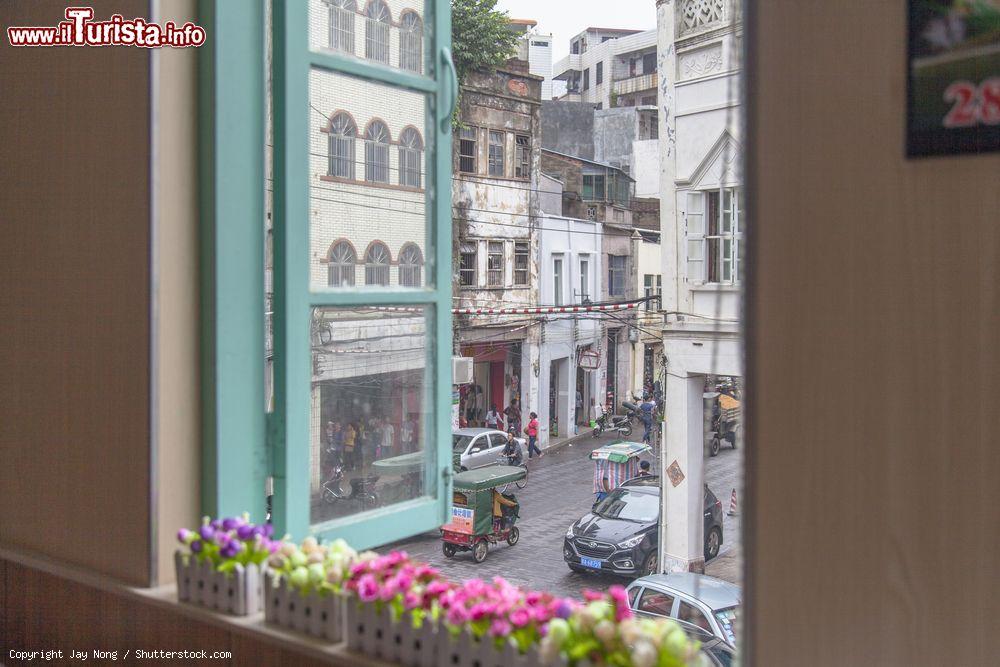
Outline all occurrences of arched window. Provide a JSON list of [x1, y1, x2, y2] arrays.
[[327, 0, 356, 53], [327, 112, 356, 179], [398, 243, 423, 287], [365, 0, 390, 64], [364, 241, 391, 286], [399, 11, 423, 73], [327, 240, 356, 286], [364, 120, 390, 183], [398, 127, 423, 188]]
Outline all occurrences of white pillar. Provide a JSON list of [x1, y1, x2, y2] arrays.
[[659, 371, 706, 573], [522, 339, 542, 442], [657, 0, 679, 315]]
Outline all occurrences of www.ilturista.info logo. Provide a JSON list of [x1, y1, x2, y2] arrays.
[[7, 7, 205, 48]]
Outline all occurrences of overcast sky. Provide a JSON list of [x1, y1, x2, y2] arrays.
[[496, 0, 657, 62]]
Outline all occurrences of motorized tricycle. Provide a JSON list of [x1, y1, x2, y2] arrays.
[[440, 466, 525, 563]]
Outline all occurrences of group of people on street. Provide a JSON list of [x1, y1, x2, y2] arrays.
[[323, 415, 418, 474]]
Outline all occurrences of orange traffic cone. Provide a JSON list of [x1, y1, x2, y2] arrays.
[[727, 488, 738, 516]]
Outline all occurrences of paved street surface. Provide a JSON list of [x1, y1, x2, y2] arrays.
[[383, 431, 743, 600]]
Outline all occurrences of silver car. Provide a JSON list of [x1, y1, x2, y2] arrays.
[[452, 428, 526, 470], [626, 573, 741, 647]]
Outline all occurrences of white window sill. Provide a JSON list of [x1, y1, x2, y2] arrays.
[[690, 282, 741, 292]]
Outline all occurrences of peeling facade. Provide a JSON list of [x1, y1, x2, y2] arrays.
[[452, 66, 543, 432]]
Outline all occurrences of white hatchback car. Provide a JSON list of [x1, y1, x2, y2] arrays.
[[452, 428, 526, 470], [626, 573, 741, 647]]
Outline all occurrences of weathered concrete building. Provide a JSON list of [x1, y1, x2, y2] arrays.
[[540, 149, 635, 225], [453, 66, 543, 428]]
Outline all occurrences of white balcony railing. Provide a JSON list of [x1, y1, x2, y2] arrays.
[[613, 72, 657, 97]]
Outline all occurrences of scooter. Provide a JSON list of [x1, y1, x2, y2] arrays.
[[592, 405, 633, 438], [321, 448, 380, 509]]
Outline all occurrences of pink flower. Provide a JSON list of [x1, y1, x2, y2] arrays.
[[446, 605, 469, 626], [529, 605, 553, 624], [357, 574, 379, 603], [469, 601, 497, 621], [525, 591, 543, 607], [489, 618, 512, 637], [609, 585, 632, 621], [404, 590, 422, 609], [509, 607, 532, 628], [582, 589, 604, 602]]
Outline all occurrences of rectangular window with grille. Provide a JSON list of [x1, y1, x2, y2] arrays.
[[596, 62, 603, 85], [515, 135, 530, 179], [487, 241, 504, 286], [459, 127, 477, 174], [399, 146, 421, 188], [328, 135, 354, 178], [365, 18, 390, 64], [513, 241, 529, 286], [328, 4, 355, 53], [608, 254, 626, 296], [689, 188, 743, 284], [365, 140, 389, 183], [488, 130, 505, 177], [553, 256, 563, 305], [459, 242, 477, 287]]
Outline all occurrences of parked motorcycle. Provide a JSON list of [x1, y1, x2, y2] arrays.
[[592, 404, 633, 438], [321, 450, 380, 509]]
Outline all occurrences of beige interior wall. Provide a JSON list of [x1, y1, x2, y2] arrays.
[[747, 2, 999, 665], [152, 0, 201, 585], [0, 0, 153, 586]]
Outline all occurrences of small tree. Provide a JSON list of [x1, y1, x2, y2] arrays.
[[451, 0, 519, 122]]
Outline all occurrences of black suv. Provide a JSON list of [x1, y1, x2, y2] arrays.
[[563, 477, 724, 577]]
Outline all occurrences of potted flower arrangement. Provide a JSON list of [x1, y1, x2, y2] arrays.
[[539, 587, 703, 667], [263, 536, 359, 641], [174, 514, 278, 615]]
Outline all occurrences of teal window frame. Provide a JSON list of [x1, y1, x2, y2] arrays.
[[271, 0, 457, 547], [198, 0, 456, 549]]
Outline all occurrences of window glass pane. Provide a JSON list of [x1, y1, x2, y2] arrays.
[[707, 238, 721, 283], [310, 0, 429, 72], [553, 257, 563, 305], [459, 241, 476, 287], [459, 127, 477, 174], [707, 191, 720, 236], [488, 130, 505, 177], [638, 590, 675, 616], [311, 306, 432, 525], [487, 241, 504, 286], [310, 68, 430, 290], [678, 602, 712, 633], [514, 241, 529, 286]]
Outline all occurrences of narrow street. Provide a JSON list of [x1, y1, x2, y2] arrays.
[[386, 430, 743, 599]]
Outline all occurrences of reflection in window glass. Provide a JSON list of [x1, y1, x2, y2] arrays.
[[638, 590, 675, 616], [398, 243, 423, 287], [365, 0, 391, 64], [398, 127, 423, 188], [399, 11, 423, 73], [309, 68, 428, 290], [327, 111, 356, 179], [365, 120, 390, 183], [327, 240, 356, 286], [327, 0, 356, 53], [365, 241, 391, 286], [488, 130, 504, 177], [311, 307, 430, 525]]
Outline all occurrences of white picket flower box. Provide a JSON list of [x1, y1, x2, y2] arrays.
[[174, 551, 264, 615], [262, 571, 345, 642], [344, 600, 550, 667]]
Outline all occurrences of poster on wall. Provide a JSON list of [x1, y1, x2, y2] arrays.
[[907, 1, 1000, 156]]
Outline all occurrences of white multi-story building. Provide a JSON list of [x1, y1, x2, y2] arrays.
[[631, 230, 663, 398], [552, 27, 658, 110], [509, 19, 555, 100], [657, 0, 743, 572], [536, 174, 604, 444]]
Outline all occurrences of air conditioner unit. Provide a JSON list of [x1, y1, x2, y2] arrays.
[[452, 356, 474, 385]]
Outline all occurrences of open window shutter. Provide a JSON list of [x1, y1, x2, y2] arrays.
[[686, 191, 705, 282]]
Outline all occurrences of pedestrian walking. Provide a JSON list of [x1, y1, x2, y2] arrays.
[[343, 422, 357, 469], [504, 398, 521, 434], [524, 412, 542, 459], [381, 417, 395, 459], [639, 394, 656, 445], [638, 460, 651, 476], [400, 415, 415, 454]]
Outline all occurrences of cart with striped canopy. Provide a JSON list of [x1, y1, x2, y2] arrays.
[[590, 441, 653, 493]]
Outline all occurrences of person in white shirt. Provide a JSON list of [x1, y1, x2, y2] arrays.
[[485, 404, 501, 430]]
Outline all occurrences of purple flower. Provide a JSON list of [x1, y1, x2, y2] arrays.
[[262, 523, 275, 538], [177, 528, 192, 544], [236, 524, 255, 540], [553, 599, 574, 620], [190, 539, 203, 553], [222, 517, 240, 531], [199, 524, 215, 541], [210, 519, 223, 530], [215, 532, 231, 547]]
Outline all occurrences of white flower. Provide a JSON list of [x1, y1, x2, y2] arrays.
[[631, 639, 658, 667], [307, 551, 324, 565], [301, 536, 319, 554], [594, 619, 616, 645]]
